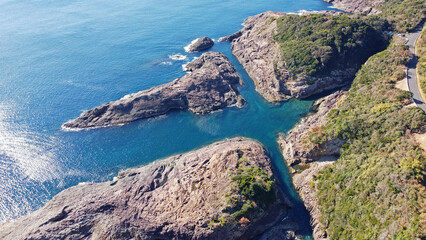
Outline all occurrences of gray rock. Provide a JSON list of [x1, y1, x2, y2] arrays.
[[0, 138, 295, 240], [63, 52, 244, 129], [227, 11, 355, 102], [185, 37, 214, 52], [218, 31, 242, 42]]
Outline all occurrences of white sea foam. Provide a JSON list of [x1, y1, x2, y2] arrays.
[[121, 93, 135, 100], [78, 181, 93, 185], [168, 53, 187, 61], [182, 63, 189, 72], [184, 38, 199, 52], [287, 10, 322, 15], [160, 61, 172, 65]]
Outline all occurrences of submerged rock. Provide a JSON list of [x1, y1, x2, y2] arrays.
[[185, 37, 214, 52], [63, 51, 245, 129], [0, 138, 295, 240]]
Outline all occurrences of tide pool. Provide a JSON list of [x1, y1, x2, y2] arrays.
[[0, 0, 333, 237]]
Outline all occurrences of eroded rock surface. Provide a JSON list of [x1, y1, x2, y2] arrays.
[[63, 52, 245, 129], [222, 11, 358, 102], [324, 0, 382, 14], [278, 90, 346, 167], [277, 91, 346, 240], [292, 161, 334, 240], [185, 37, 215, 52], [0, 138, 295, 240]]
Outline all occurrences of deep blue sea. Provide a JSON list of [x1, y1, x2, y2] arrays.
[[0, 0, 333, 237]]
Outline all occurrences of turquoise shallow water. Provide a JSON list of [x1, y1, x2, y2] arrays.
[[0, 0, 333, 237]]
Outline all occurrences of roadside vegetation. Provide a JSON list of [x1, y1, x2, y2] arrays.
[[376, 0, 425, 32], [273, 14, 388, 78], [309, 37, 426, 239], [417, 25, 426, 99]]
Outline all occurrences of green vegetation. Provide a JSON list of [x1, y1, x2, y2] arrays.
[[227, 158, 276, 221], [417, 26, 426, 99], [376, 0, 425, 32], [207, 158, 277, 229], [273, 14, 388, 78], [309, 37, 426, 239]]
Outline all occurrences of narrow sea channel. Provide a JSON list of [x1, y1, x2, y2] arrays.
[[0, 0, 334, 237]]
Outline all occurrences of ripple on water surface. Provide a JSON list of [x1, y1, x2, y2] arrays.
[[0, 0, 333, 238]]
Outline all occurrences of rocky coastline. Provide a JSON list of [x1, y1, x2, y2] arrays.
[[324, 0, 381, 14], [63, 52, 245, 129], [221, 11, 356, 102], [0, 138, 297, 240], [278, 90, 346, 168], [277, 90, 346, 240]]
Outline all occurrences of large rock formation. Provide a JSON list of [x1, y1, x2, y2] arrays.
[[291, 161, 334, 240], [185, 37, 215, 52], [0, 138, 296, 240], [277, 91, 346, 240], [222, 11, 376, 102], [63, 52, 245, 129], [324, 0, 382, 14], [278, 90, 346, 167]]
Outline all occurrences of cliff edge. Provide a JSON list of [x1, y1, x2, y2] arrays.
[[222, 11, 387, 102], [0, 138, 296, 240], [63, 52, 245, 129]]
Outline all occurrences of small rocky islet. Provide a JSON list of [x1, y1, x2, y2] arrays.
[[185, 36, 215, 52]]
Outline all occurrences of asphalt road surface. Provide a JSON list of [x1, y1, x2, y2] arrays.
[[405, 23, 426, 112]]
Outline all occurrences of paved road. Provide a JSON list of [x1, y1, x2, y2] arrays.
[[405, 23, 426, 112]]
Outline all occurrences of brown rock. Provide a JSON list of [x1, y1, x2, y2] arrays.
[[225, 11, 357, 102], [63, 52, 245, 129], [277, 91, 347, 240], [278, 90, 346, 167], [324, 0, 382, 14], [0, 138, 294, 240], [292, 161, 335, 240]]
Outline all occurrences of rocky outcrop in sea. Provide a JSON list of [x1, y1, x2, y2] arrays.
[[0, 138, 296, 240], [63, 51, 245, 129], [185, 37, 215, 52], [221, 11, 356, 102]]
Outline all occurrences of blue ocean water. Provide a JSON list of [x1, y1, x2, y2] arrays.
[[0, 0, 333, 237]]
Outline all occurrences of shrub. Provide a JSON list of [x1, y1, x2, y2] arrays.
[[273, 14, 389, 78], [312, 37, 426, 239]]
